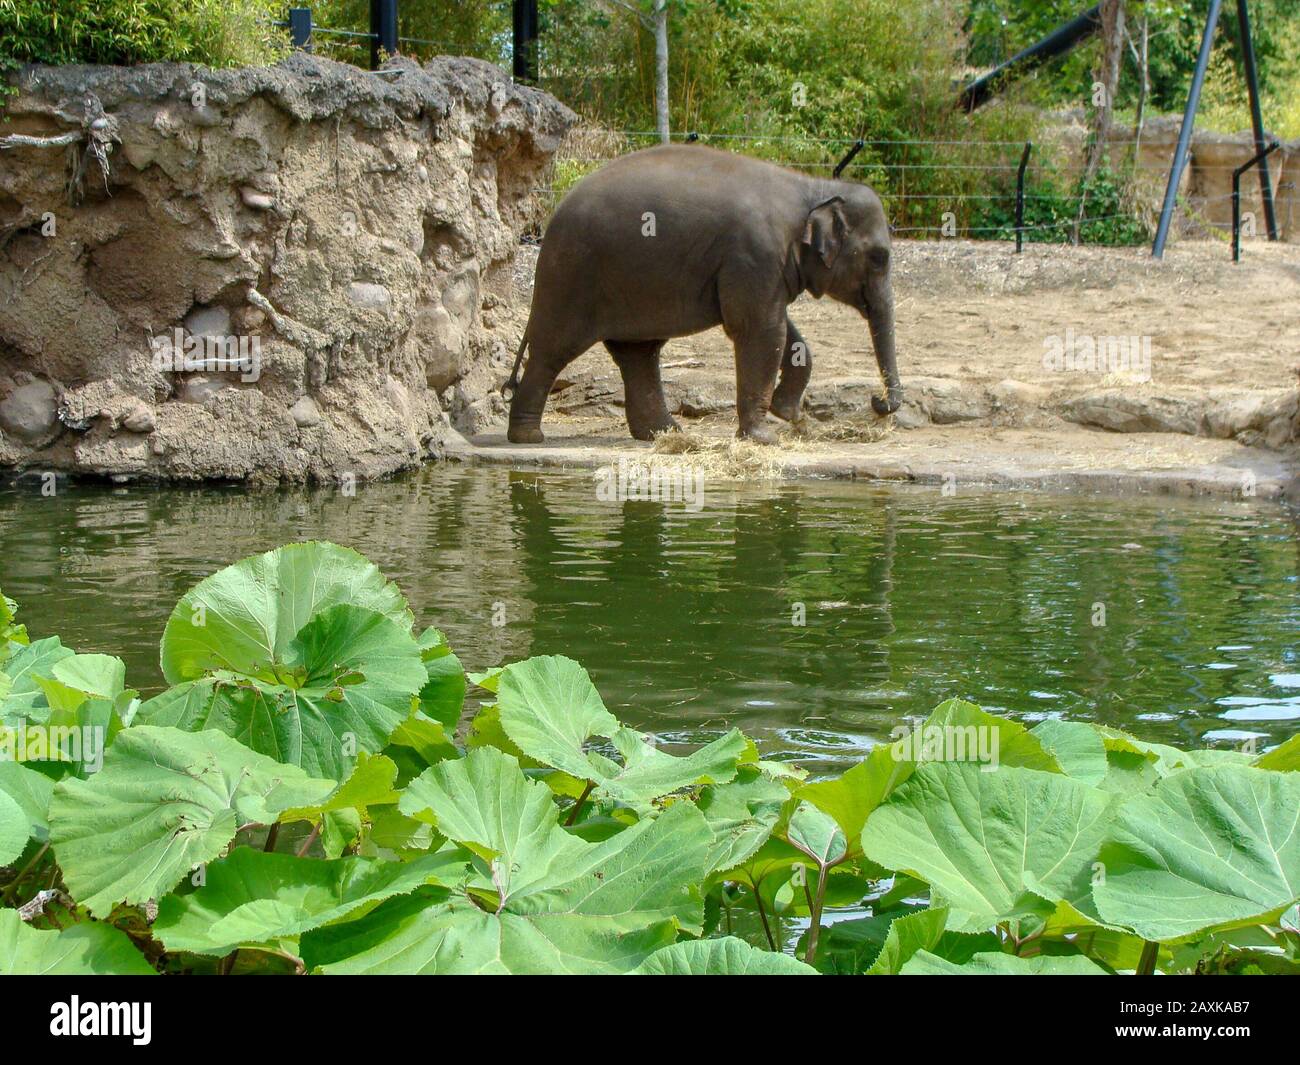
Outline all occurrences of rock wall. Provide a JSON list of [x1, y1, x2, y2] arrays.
[[1053, 113, 1298, 243], [0, 54, 574, 482]]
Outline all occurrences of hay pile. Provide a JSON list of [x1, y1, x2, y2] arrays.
[[647, 414, 896, 480], [648, 429, 789, 480], [784, 415, 896, 444]]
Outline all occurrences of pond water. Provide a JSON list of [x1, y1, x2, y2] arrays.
[[2, 465, 1297, 769]]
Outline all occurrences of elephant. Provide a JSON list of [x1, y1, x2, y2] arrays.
[[504, 144, 902, 445]]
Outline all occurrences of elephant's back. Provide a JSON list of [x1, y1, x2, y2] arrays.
[[558, 145, 804, 220], [542, 145, 807, 265]]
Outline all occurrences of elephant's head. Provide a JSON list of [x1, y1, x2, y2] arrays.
[[798, 186, 902, 416]]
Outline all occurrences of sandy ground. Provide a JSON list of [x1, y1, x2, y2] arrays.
[[464, 238, 1300, 500]]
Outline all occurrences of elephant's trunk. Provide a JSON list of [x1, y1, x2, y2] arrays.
[[865, 275, 902, 416]]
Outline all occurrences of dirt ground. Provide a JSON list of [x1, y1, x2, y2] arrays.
[[469, 238, 1300, 499]]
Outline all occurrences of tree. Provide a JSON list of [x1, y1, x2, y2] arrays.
[[608, 0, 673, 142], [1074, 0, 1125, 242]]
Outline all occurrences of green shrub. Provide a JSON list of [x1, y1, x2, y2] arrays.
[[0, 0, 290, 70], [970, 163, 1151, 246]]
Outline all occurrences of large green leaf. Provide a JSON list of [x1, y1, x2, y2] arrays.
[[139, 604, 426, 781], [415, 627, 466, 731], [312, 897, 678, 975], [862, 762, 1115, 932], [630, 937, 818, 975], [160, 541, 412, 684], [280, 752, 401, 825], [697, 768, 790, 876], [1255, 734, 1300, 772], [811, 906, 949, 975], [796, 699, 1061, 850], [0, 787, 27, 865], [1092, 765, 1300, 941], [0, 761, 54, 843], [39, 653, 126, 703], [865, 906, 951, 975], [494, 655, 749, 805], [49, 726, 334, 916], [0, 636, 74, 725], [1031, 719, 1107, 785], [0, 588, 28, 660], [153, 846, 466, 956], [27, 652, 135, 778], [316, 747, 712, 973], [786, 801, 847, 869], [0, 911, 155, 975], [900, 949, 1108, 975], [1091, 725, 1242, 777]]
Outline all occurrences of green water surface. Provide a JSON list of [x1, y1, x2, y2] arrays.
[[1, 465, 1296, 768]]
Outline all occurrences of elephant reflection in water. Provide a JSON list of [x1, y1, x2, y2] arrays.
[[503, 472, 899, 737]]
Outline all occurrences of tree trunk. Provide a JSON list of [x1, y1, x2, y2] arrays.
[[1131, 7, 1149, 155], [1074, 0, 1126, 243], [653, 0, 670, 143]]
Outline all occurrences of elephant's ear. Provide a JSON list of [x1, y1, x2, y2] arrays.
[[802, 196, 845, 269]]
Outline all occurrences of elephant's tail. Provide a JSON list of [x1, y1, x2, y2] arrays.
[[501, 329, 529, 400]]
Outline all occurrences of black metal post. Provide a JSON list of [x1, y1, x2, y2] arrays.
[[288, 7, 312, 50], [959, 5, 1102, 112], [1152, 0, 1223, 259], [1236, 0, 1279, 240], [513, 0, 540, 83], [370, 0, 398, 70], [1015, 141, 1032, 253], [833, 139, 865, 179], [1233, 141, 1280, 262]]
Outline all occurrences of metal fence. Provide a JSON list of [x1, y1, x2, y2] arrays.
[[272, 1, 462, 70]]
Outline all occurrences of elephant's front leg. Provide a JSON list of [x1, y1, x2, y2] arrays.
[[607, 339, 679, 441], [770, 316, 811, 424], [729, 316, 787, 445]]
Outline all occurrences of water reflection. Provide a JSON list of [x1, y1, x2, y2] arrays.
[[1, 466, 1296, 769]]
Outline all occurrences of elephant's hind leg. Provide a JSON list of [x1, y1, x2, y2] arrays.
[[770, 316, 811, 423], [606, 340, 680, 441], [507, 338, 586, 444]]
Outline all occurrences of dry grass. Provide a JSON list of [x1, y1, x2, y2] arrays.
[[785, 414, 896, 444], [649, 428, 789, 480], [645, 414, 896, 479]]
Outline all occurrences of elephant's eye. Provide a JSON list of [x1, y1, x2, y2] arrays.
[[868, 246, 890, 271]]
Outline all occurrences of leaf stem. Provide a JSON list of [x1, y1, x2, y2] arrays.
[[754, 885, 777, 951], [263, 823, 280, 853], [1136, 939, 1159, 976], [1, 842, 50, 904], [296, 823, 322, 857], [803, 866, 830, 967], [565, 780, 596, 827]]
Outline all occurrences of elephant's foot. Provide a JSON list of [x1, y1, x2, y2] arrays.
[[628, 414, 680, 442], [737, 422, 779, 446], [507, 423, 545, 444], [769, 390, 805, 424], [872, 393, 902, 417]]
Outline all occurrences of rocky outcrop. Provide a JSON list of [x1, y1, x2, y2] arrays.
[[0, 53, 574, 482], [1052, 112, 1298, 244]]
